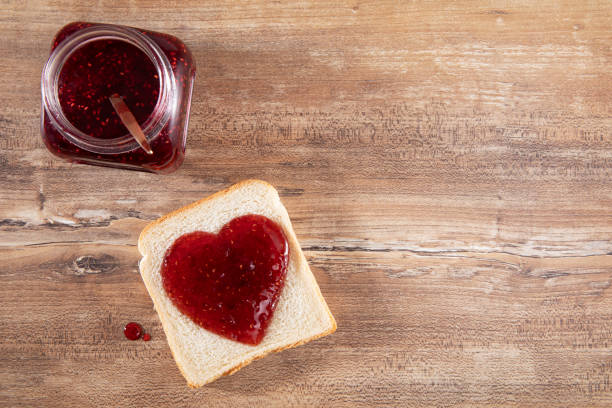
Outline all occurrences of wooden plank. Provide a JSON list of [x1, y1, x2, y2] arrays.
[[1, 0, 611, 406]]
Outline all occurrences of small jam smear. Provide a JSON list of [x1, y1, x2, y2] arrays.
[[161, 214, 289, 345], [124, 322, 143, 340]]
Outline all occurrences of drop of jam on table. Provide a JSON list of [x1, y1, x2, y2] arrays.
[[124, 322, 143, 340], [161, 214, 290, 345], [41, 22, 196, 173]]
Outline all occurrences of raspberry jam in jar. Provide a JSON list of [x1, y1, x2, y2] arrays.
[[41, 22, 196, 173]]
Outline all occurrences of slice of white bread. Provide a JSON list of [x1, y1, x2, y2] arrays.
[[138, 180, 336, 387]]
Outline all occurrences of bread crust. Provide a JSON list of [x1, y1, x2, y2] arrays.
[[139, 179, 275, 250], [138, 179, 336, 387], [186, 323, 337, 388]]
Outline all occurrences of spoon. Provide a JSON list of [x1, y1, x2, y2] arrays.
[[109, 94, 154, 155]]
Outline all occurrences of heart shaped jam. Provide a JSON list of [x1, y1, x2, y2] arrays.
[[161, 214, 289, 345]]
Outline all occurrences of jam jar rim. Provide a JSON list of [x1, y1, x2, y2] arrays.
[[41, 24, 178, 155]]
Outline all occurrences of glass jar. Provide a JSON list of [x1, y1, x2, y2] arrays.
[[41, 22, 196, 173]]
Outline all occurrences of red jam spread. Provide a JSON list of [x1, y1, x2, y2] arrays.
[[161, 215, 289, 345], [58, 39, 159, 139], [124, 322, 143, 340], [42, 22, 196, 173]]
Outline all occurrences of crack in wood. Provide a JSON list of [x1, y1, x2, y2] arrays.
[[0, 219, 27, 227], [38, 190, 45, 211], [304, 246, 612, 260], [71, 254, 118, 275], [16, 241, 137, 248], [0, 214, 155, 230]]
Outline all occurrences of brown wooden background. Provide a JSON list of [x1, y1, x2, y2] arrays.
[[1, 1, 611, 407]]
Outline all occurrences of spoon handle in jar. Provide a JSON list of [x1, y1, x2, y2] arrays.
[[109, 94, 154, 155]]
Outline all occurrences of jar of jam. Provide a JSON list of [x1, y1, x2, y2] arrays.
[[41, 22, 196, 173]]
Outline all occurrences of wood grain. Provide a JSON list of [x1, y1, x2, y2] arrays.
[[1, 1, 611, 407]]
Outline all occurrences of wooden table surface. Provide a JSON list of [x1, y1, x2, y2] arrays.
[[2, 1, 612, 407]]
